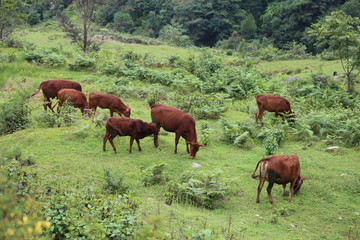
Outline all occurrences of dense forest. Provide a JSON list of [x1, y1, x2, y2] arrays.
[[7, 0, 360, 51]]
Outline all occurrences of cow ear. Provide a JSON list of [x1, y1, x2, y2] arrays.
[[301, 176, 309, 180]]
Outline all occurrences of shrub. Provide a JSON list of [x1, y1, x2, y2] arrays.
[[0, 88, 31, 135], [164, 171, 227, 209], [258, 127, 284, 155], [142, 163, 168, 187], [103, 169, 129, 195], [0, 170, 50, 239], [45, 187, 139, 239], [69, 54, 96, 71], [220, 118, 255, 148]]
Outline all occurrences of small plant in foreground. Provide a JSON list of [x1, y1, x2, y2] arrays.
[[164, 171, 227, 209], [103, 168, 129, 195], [142, 163, 169, 187]]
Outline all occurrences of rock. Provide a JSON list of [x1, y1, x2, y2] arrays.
[[191, 162, 202, 168], [326, 146, 340, 152]]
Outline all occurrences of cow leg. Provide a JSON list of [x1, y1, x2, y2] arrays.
[[153, 131, 159, 148], [282, 184, 287, 196], [256, 108, 264, 125], [103, 132, 109, 151], [289, 180, 296, 202], [129, 137, 134, 153], [57, 101, 63, 114], [256, 177, 266, 203], [110, 110, 114, 117], [186, 141, 190, 153], [174, 132, 181, 154], [267, 182, 275, 204], [108, 135, 117, 153], [43, 96, 52, 112], [136, 138, 142, 151]]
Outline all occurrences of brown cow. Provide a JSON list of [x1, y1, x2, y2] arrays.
[[31, 80, 82, 112], [251, 155, 308, 204], [255, 95, 295, 124], [103, 117, 159, 153], [89, 93, 131, 117], [57, 89, 89, 114], [150, 104, 204, 159]]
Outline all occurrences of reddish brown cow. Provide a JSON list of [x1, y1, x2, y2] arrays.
[[103, 117, 159, 153], [31, 80, 82, 112], [89, 93, 131, 117], [57, 89, 88, 114], [150, 104, 204, 159], [255, 95, 295, 124], [251, 155, 308, 204]]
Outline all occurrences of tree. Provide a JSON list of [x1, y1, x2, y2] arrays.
[[310, 10, 360, 93], [0, 0, 25, 40], [240, 13, 257, 40], [55, 0, 101, 52]]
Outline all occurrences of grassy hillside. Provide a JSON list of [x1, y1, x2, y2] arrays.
[[0, 24, 359, 240]]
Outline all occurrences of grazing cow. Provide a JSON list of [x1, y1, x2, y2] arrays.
[[57, 89, 88, 114], [89, 93, 131, 117], [255, 95, 295, 124], [31, 80, 82, 112], [251, 155, 308, 204], [150, 104, 204, 159], [103, 117, 159, 153]]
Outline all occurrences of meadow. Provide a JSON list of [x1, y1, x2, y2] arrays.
[[0, 23, 359, 240]]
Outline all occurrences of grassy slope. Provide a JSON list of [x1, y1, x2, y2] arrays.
[[1, 26, 359, 239]]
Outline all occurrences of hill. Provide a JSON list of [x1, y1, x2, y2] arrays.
[[0, 24, 359, 239]]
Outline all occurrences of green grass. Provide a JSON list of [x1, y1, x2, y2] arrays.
[[1, 26, 359, 239], [257, 59, 343, 78]]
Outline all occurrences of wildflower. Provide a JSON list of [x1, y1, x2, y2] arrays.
[[6, 228, 14, 236], [35, 221, 42, 234], [23, 215, 29, 224]]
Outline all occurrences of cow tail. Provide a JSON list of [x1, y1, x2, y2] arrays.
[[251, 160, 262, 179], [30, 82, 44, 97], [251, 158, 269, 179]]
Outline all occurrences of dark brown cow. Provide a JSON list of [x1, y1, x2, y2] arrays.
[[103, 117, 159, 153], [31, 80, 82, 112], [150, 104, 204, 159], [57, 89, 88, 114], [255, 95, 295, 124], [89, 93, 131, 117], [251, 155, 308, 204]]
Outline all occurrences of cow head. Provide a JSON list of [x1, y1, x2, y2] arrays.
[[287, 111, 296, 123], [123, 107, 131, 117], [188, 142, 205, 159], [293, 176, 308, 194], [149, 122, 160, 134]]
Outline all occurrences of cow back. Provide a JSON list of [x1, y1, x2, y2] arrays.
[[256, 95, 292, 112], [42, 80, 82, 99], [263, 155, 300, 183]]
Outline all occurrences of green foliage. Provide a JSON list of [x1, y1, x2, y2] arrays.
[[158, 21, 192, 47], [142, 163, 168, 187], [69, 54, 96, 71], [199, 122, 211, 146], [310, 10, 360, 93], [113, 11, 134, 33], [103, 169, 129, 195], [258, 127, 284, 155], [165, 171, 227, 209], [220, 118, 255, 148], [25, 48, 66, 67], [0, 87, 31, 135], [0, 169, 50, 239], [45, 186, 138, 239]]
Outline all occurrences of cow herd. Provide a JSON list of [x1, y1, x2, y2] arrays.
[[31, 79, 307, 204]]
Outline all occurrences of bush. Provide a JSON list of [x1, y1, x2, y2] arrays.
[[103, 169, 129, 195], [69, 54, 96, 71], [164, 171, 227, 209], [220, 118, 255, 148], [45, 187, 138, 239], [0, 170, 50, 239], [142, 163, 168, 187], [258, 127, 284, 155], [0, 88, 31, 135]]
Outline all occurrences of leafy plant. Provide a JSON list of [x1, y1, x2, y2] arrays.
[[165, 171, 227, 209], [258, 127, 284, 155], [103, 169, 129, 195], [142, 163, 168, 187]]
